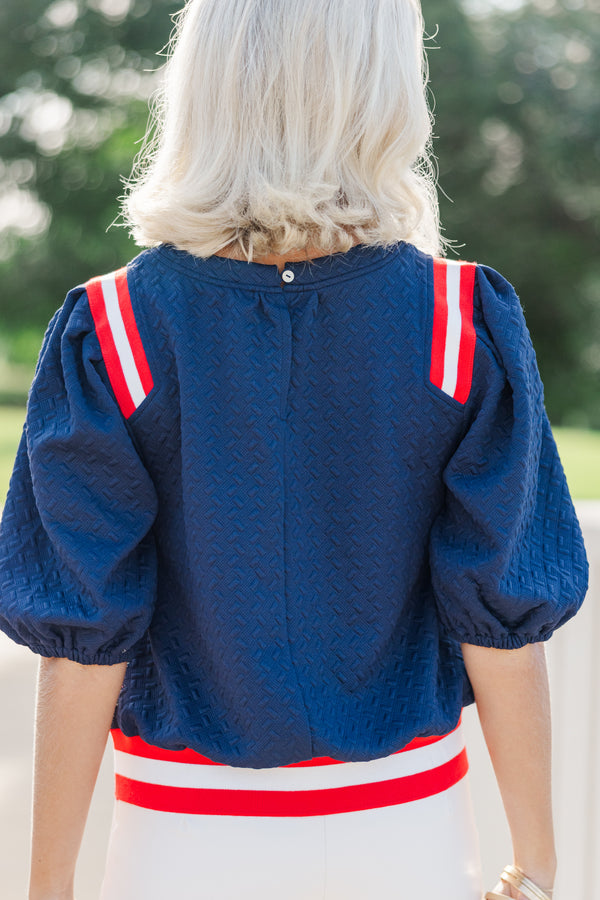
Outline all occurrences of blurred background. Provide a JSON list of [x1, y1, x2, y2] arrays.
[[0, 0, 598, 898], [1, 0, 600, 492]]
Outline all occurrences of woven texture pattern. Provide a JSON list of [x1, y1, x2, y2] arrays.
[[0, 241, 589, 767]]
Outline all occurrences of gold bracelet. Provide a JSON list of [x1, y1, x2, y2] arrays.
[[500, 864, 554, 900]]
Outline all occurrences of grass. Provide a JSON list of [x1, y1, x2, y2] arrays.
[[1, 406, 26, 503], [1, 406, 599, 504], [551, 426, 600, 502]]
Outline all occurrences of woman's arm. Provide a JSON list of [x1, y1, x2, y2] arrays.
[[28, 657, 127, 900], [460, 641, 556, 898]]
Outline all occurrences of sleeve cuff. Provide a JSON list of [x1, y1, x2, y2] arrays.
[[0, 623, 136, 665], [449, 629, 556, 649]]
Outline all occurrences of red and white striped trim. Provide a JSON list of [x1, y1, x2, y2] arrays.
[[430, 258, 477, 404], [86, 267, 153, 419], [111, 718, 468, 817]]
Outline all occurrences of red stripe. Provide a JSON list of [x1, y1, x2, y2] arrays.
[[86, 276, 136, 419], [111, 714, 462, 767], [430, 258, 448, 390], [454, 262, 477, 404], [114, 747, 469, 817], [113, 268, 154, 396]]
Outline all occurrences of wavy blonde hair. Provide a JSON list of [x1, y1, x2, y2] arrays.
[[123, 0, 443, 260]]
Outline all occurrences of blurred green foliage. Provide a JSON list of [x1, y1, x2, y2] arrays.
[[424, 0, 600, 427], [551, 425, 600, 499], [0, 0, 599, 425], [0, 0, 179, 340]]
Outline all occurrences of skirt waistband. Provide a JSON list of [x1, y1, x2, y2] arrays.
[[111, 716, 468, 817]]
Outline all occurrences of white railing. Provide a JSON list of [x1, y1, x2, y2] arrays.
[[464, 500, 600, 900]]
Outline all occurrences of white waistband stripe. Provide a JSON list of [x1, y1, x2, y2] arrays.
[[113, 726, 464, 792]]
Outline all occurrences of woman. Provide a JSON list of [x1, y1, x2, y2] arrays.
[[0, 1, 588, 898]]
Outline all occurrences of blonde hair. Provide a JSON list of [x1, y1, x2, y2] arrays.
[[122, 0, 444, 260]]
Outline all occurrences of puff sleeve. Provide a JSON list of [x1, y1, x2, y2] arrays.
[[0, 286, 158, 664], [429, 264, 589, 649]]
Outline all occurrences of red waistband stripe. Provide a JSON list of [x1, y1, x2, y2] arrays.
[[111, 718, 467, 816], [430, 258, 477, 405], [111, 713, 462, 768], [86, 267, 153, 418], [114, 747, 468, 817]]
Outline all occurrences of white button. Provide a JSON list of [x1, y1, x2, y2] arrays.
[[282, 269, 295, 283]]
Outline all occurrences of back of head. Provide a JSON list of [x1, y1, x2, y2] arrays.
[[124, 0, 442, 260]]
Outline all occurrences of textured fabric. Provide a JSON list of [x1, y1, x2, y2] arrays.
[[99, 720, 483, 900], [0, 240, 589, 766]]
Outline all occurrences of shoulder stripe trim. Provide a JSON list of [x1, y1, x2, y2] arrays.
[[86, 268, 153, 418], [430, 258, 477, 404]]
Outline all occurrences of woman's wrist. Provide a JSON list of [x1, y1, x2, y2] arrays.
[[511, 855, 557, 892], [29, 887, 74, 900], [29, 896, 74, 900], [28, 860, 76, 900]]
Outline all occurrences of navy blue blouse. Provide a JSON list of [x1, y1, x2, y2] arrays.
[[0, 241, 589, 766]]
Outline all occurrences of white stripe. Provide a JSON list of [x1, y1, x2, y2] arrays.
[[113, 727, 464, 792], [101, 274, 146, 409], [441, 261, 463, 398]]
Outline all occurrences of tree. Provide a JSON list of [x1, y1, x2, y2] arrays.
[[0, 0, 179, 339], [424, 0, 600, 426], [1, 0, 599, 425]]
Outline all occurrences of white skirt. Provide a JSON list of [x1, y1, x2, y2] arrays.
[[100, 715, 484, 900]]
